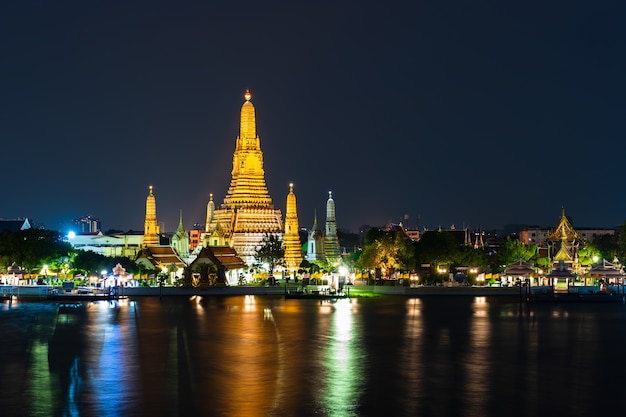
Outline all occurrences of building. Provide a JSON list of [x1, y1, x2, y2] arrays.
[[135, 245, 187, 284], [205, 90, 283, 266], [0, 218, 31, 232], [520, 212, 615, 245], [73, 215, 101, 233], [305, 211, 325, 262], [68, 231, 144, 258], [283, 183, 303, 273], [323, 192, 342, 264], [305, 192, 342, 266], [184, 246, 247, 287], [143, 186, 160, 247], [171, 210, 190, 261]]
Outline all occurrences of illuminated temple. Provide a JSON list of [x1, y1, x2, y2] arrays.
[[205, 90, 283, 265], [143, 186, 160, 247], [283, 183, 303, 273]]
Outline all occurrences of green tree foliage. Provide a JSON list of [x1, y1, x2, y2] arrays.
[[360, 228, 416, 274], [491, 237, 537, 272], [344, 249, 364, 272], [255, 234, 285, 276], [71, 250, 140, 276], [586, 231, 620, 263], [456, 245, 489, 269], [415, 230, 459, 268], [577, 244, 602, 267], [0, 229, 72, 272], [72, 250, 109, 275]]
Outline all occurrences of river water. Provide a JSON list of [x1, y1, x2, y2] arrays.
[[0, 295, 624, 417]]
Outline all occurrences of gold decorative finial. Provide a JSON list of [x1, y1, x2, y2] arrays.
[[289, 183, 294, 192], [210, 193, 213, 201], [149, 185, 153, 194], [244, 89, 251, 101]]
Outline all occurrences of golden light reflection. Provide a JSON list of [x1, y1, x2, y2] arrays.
[[406, 298, 422, 317], [473, 297, 488, 318], [464, 297, 491, 415], [244, 295, 256, 312], [400, 297, 424, 415], [191, 296, 205, 314]]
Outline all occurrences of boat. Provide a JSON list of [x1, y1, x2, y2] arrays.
[[284, 286, 349, 300], [531, 292, 625, 303], [528, 284, 626, 303], [57, 302, 88, 314]]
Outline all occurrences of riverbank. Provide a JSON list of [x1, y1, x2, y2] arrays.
[[116, 285, 521, 297]]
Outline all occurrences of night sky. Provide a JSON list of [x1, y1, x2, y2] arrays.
[[2, 1, 625, 234]]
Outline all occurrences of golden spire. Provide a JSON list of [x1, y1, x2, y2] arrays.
[[240, 89, 256, 143], [143, 185, 159, 247], [284, 183, 303, 270], [205, 193, 215, 232]]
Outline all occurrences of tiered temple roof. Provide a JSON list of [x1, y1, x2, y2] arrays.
[[207, 90, 283, 265]]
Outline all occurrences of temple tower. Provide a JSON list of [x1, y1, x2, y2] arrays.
[[306, 211, 325, 261], [143, 185, 160, 247], [207, 90, 283, 265], [283, 183, 303, 272], [205, 193, 214, 232], [323, 191, 342, 264], [172, 210, 190, 260]]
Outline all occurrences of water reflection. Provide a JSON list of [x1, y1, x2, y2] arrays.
[[2, 297, 626, 416], [319, 299, 364, 417]]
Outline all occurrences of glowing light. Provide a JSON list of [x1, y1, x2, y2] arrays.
[[339, 266, 348, 275], [68, 231, 76, 239]]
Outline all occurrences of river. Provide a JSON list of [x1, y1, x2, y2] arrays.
[[0, 295, 624, 416]]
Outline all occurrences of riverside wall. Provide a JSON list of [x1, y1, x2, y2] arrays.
[[120, 285, 521, 297]]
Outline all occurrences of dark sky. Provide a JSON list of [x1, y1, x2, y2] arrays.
[[2, 1, 625, 234]]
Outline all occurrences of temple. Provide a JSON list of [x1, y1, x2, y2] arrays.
[[306, 192, 342, 265], [283, 183, 303, 273], [323, 191, 342, 264], [171, 210, 190, 260], [205, 90, 283, 265], [306, 210, 325, 261], [546, 207, 581, 271], [143, 186, 160, 247]]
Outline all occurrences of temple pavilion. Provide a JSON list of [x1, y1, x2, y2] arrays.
[[205, 90, 283, 266], [540, 208, 582, 274]]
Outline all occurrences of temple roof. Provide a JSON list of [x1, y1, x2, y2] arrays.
[[547, 208, 580, 241], [504, 259, 535, 276], [553, 243, 573, 262], [0, 219, 31, 232], [191, 246, 247, 270], [135, 245, 186, 269], [547, 261, 576, 278], [588, 259, 625, 277]]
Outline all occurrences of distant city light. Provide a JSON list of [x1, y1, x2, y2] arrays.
[[68, 231, 76, 239]]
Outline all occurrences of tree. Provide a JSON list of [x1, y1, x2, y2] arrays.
[[490, 237, 537, 272], [0, 228, 72, 273], [360, 228, 416, 277], [72, 250, 109, 276], [415, 230, 459, 269], [255, 234, 285, 281]]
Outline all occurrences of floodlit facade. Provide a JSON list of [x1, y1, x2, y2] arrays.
[[205, 90, 283, 266]]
